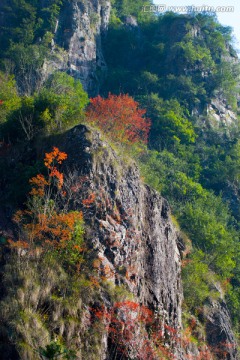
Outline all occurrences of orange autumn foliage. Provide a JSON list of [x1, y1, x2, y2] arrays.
[[86, 93, 151, 144], [8, 239, 29, 249], [44, 146, 67, 169], [23, 211, 83, 248], [29, 147, 67, 196], [9, 147, 85, 257], [29, 174, 49, 197], [82, 193, 96, 207]]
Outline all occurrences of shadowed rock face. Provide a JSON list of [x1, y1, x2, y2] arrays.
[[62, 124, 183, 355]]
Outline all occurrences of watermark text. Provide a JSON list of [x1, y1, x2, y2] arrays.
[[142, 4, 234, 13]]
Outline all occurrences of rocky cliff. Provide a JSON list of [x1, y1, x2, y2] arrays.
[[43, 0, 111, 95], [0, 125, 238, 359], [64, 125, 183, 312], [0, 125, 183, 359], [0, 2, 239, 357], [61, 124, 183, 357], [205, 300, 238, 360], [62, 125, 239, 360]]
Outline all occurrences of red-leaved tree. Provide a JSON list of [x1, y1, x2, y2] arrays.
[[86, 93, 151, 144], [8, 147, 86, 272]]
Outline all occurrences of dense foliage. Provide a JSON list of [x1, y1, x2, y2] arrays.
[[0, 1, 240, 357], [0, 71, 88, 142], [102, 11, 239, 112], [0, 0, 66, 93], [110, 0, 154, 24], [101, 9, 240, 335]]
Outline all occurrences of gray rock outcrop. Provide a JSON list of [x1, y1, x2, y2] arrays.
[[61, 125, 239, 359], [62, 125, 183, 348], [43, 0, 111, 95], [205, 300, 239, 359]]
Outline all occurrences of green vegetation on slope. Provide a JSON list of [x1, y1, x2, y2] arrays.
[[101, 10, 240, 334], [0, 1, 239, 354], [0, 0, 66, 93]]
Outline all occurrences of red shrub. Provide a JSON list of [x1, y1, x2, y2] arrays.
[[86, 93, 151, 144]]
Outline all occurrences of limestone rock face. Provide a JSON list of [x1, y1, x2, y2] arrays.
[[44, 0, 111, 95], [206, 98, 237, 127], [62, 124, 183, 356]]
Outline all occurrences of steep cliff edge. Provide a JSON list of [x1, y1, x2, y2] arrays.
[[62, 125, 183, 327], [61, 125, 184, 358]]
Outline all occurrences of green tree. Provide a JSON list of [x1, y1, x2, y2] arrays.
[[35, 72, 88, 133], [182, 250, 219, 311], [39, 341, 77, 360], [0, 71, 20, 125], [7, 43, 47, 95], [3, 72, 88, 141], [178, 196, 236, 278], [142, 93, 196, 150], [111, 0, 154, 22]]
